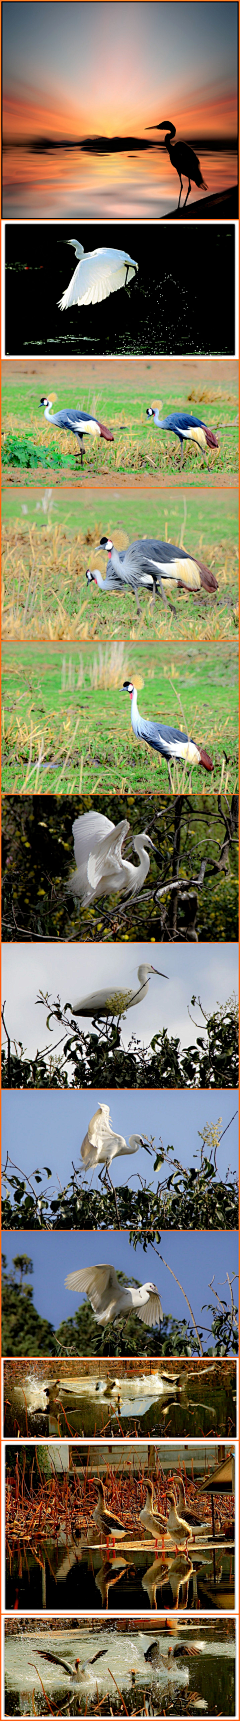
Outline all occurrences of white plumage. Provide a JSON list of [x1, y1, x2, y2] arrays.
[[65, 1262, 163, 1327], [58, 239, 138, 310], [67, 810, 154, 905], [80, 1101, 150, 1173], [69, 960, 167, 1018]]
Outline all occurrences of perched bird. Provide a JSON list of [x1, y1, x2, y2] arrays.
[[174, 1479, 208, 1533], [80, 1100, 151, 1181], [36, 1647, 106, 1684], [58, 238, 138, 310], [90, 532, 217, 607], [122, 681, 214, 788], [166, 1490, 191, 1544], [146, 120, 207, 208], [40, 396, 114, 467], [140, 1482, 166, 1539], [68, 960, 168, 1018], [67, 810, 155, 905], [146, 406, 219, 469], [92, 1480, 127, 1540], [65, 1261, 163, 1328]]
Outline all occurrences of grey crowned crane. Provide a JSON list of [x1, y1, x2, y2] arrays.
[[58, 238, 138, 310], [146, 406, 219, 469], [40, 396, 114, 467], [86, 534, 217, 613], [122, 682, 214, 788], [146, 119, 207, 208]]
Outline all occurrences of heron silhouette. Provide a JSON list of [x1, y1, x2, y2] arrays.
[[146, 120, 207, 209]]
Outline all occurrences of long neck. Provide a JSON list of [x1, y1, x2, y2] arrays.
[[130, 686, 139, 732], [44, 402, 53, 422]]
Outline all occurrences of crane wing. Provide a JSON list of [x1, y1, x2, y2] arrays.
[[88, 819, 130, 888], [72, 812, 114, 868], [137, 1292, 163, 1327]]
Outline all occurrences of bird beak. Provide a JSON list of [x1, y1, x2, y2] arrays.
[[151, 967, 168, 978]]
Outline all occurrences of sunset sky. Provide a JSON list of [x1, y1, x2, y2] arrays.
[[3, 2, 238, 143]]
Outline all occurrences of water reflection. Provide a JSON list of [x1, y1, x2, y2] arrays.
[[3, 144, 237, 220]]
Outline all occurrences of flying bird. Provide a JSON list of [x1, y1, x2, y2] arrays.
[[146, 406, 219, 469], [65, 1261, 163, 1327], [146, 120, 207, 208], [58, 238, 138, 310], [40, 396, 114, 466], [122, 681, 214, 787], [67, 960, 168, 1018], [67, 810, 155, 905], [80, 1100, 151, 1181]]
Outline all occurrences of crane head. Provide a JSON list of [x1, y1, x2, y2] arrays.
[[40, 396, 51, 407], [146, 407, 154, 417], [99, 537, 113, 551], [86, 568, 95, 584], [121, 680, 134, 697]]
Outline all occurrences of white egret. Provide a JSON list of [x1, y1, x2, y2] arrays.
[[67, 811, 155, 906], [80, 1101, 151, 1186], [37, 1648, 106, 1684], [65, 1262, 163, 1327], [68, 960, 168, 1018], [58, 239, 138, 310]]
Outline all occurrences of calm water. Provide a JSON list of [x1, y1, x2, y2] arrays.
[[3, 146, 237, 220]]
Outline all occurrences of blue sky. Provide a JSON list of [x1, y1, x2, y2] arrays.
[[3, 1230, 238, 1343], [2, 1090, 238, 1193], [2, 940, 238, 1060]]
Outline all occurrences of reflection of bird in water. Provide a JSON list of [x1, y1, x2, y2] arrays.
[[95, 1556, 129, 1608], [92, 1480, 127, 1541], [140, 1482, 166, 1539], [143, 1551, 193, 1610], [36, 1647, 106, 1685], [146, 120, 207, 209]]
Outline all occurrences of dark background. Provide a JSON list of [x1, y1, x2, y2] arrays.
[[5, 222, 235, 356]]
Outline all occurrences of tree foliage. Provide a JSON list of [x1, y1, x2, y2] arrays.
[[2, 1119, 238, 1231], [2, 792, 238, 944], [2, 993, 238, 1090], [2, 1255, 238, 1359], [1, 1254, 55, 1356]]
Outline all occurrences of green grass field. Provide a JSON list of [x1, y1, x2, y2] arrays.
[[2, 640, 238, 795], [2, 361, 238, 481], [2, 487, 238, 643]]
